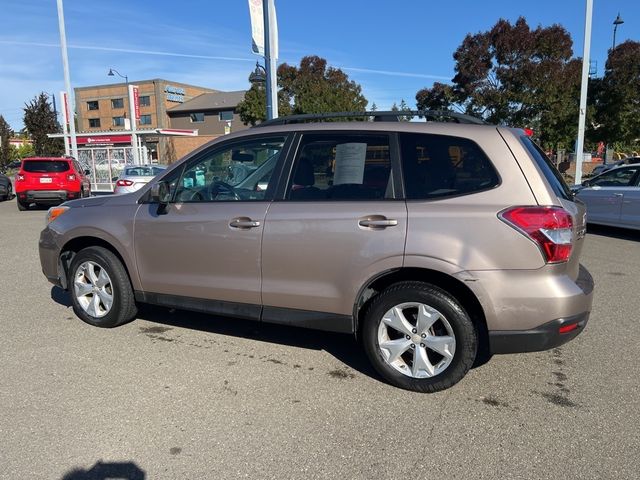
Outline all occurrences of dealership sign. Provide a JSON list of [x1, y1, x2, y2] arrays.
[[165, 85, 185, 103], [76, 135, 132, 145]]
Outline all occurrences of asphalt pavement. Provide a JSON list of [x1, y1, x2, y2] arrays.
[[0, 199, 639, 479]]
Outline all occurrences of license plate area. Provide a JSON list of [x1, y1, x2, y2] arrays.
[[40, 177, 53, 183]]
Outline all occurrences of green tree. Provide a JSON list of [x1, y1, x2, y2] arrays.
[[23, 93, 64, 156], [415, 17, 582, 150], [10, 143, 35, 161], [237, 56, 368, 125], [592, 41, 640, 146], [0, 115, 13, 169]]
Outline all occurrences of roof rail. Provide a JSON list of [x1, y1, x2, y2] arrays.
[[253, 110, 488, 127]]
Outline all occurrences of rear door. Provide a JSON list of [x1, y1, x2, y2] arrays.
[[260, 132, 407, 326]]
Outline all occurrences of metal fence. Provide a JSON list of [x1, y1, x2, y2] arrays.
[[77, 146, 149, 192]]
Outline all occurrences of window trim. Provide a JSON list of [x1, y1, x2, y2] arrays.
[[88, 118, 101, 128], [86, 101, 99, 111], [112, 116, 126, 127], [219, 111, 234, 122], [278, 131, 400, 202]]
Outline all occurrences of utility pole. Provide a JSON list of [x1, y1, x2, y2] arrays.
[[263, 0, 278, 120], [56, 0, 78, 159], [574, 0, 593, 185]]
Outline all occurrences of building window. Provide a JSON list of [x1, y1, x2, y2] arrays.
[[112, 116, 125, 127], [139, 114, 152, 125], [87, 101, 99, 111], [219, 111, 234, 121], [88, 118, 101, 128], [190, 112, 205, 123], [139, 95, 151, 107], [111, 98, 124, 109]]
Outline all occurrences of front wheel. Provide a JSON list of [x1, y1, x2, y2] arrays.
[[68, 246, 137, 328], [362, 281, 477, 393]]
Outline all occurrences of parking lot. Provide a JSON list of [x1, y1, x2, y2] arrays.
[[1, 199, 639, 479]]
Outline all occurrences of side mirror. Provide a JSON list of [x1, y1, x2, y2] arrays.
[[581, 180, 591, 187], [150, 181, 170, 204]]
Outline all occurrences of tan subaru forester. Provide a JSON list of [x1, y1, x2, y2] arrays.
[[39, 111, 594, 392]]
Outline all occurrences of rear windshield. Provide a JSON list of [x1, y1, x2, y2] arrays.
[[520, 137, 572, 201], [124, 166, 162, 176], [22, 160, 70, 173]]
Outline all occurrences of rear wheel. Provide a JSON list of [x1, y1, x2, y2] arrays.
[[17, 198, 28, 211], [362, 281, 477, 393], [68, 246, 137, 328]]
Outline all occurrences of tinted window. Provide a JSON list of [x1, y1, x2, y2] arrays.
[[521, 136, 572, 201], [23, 160, 70, 173], [591, 167, 639, 187], [287, 134, 392, 201], [400, 133, 499, 200]]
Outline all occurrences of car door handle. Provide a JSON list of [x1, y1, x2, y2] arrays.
[[229, 217, 261, 229], [358, 216, 398, 229], [613, 193, 624, 197]]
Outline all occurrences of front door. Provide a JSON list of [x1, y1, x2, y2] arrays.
[[134, 135, 289, 315]]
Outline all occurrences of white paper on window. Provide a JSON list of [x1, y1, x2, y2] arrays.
[[333, 143, 367, 185]]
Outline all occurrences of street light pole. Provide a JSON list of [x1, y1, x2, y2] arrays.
[[574, 0, 593, 185], [108, 68, 139, 164], [56, 0, 78, 159], [262, 0, 278, 120], [612, 13, 624, 50]]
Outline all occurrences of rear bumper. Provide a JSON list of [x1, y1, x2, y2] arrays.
[[18, 189, 80, 203], [489, 311, 590, 354]]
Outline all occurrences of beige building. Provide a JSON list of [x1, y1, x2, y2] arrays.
[[74, 79, 216, 161], [167, 91, 250, 159]]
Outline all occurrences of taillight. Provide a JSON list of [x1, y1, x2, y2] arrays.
[[499, 206, 573, 264], [116, 179, 134, 186], [16, 173, 25, 181], [523, 128, 534, 137], [67, 173, 77, 181]]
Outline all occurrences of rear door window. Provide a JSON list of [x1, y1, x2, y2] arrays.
[[286, 133, 393, 201], [399, 133, 499, 200], [520, 136, 572, 201], [22, 160, 70, 173]]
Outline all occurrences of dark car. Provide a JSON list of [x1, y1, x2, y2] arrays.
[[0, 172, 12, 201]]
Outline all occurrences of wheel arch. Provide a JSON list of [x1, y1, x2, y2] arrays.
[[59, 236, 136, 291], [353, 267, 490, 361]]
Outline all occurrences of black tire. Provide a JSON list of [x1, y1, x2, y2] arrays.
[[362, 281, 477, 393], [68, 246, 137, 328], [17, 198, 28, 211]]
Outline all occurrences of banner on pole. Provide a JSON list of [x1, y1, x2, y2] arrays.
[[132, 85, 140, 120], [60, 91, 69, 126], [248, 0, 278, 58]]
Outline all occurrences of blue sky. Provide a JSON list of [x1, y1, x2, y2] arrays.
[[0, 0, 638, 130]]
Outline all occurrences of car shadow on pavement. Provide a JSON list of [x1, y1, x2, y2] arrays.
[[50, 286, 379, 380], [587, 224, 640, 241], [61, 461, 145, 479]]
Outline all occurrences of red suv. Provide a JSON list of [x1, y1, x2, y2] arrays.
[[15, 157, 91, 210]]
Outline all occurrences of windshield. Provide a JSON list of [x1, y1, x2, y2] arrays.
[[22, 160, 70, 173]]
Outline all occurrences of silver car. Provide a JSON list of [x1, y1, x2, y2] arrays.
[[575, 165, 640, 230], [113, 165, 166, 194]]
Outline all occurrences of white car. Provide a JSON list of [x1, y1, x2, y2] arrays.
[[113, 165, 166, 194]]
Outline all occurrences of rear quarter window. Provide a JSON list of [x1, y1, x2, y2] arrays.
[[399, 133, 500, 200], [520, 137, 572, 201], [22, 160, 70, 173]]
